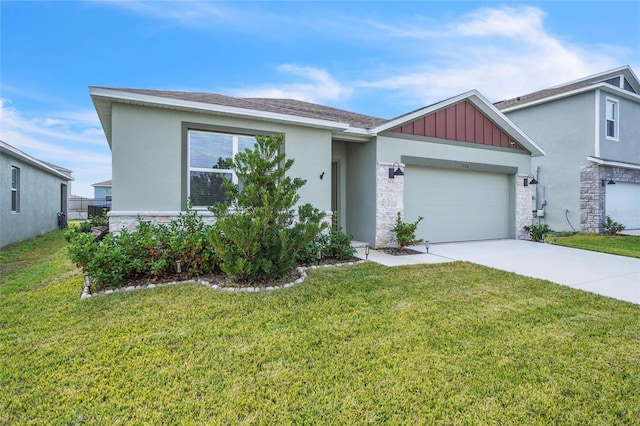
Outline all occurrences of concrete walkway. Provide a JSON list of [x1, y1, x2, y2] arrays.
[[354, 240, 640, 304]]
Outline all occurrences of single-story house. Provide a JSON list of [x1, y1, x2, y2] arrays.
[[496, 65, 640, 232], [92, 179, 112, 207], [1, 140, 74, 248], [90, 87, 544, 246]]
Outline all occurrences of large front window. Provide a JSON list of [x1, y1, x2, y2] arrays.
[[188, 130, 256, 206], [606, 98, 618, 140]]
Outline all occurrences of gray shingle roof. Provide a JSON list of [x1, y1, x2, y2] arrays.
[[495, 66, 639, 110], [96, 87, 387, 129], [494, 81, 594, 110]]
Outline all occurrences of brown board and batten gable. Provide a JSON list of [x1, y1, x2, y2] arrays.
[[388, 100, 525, 151]]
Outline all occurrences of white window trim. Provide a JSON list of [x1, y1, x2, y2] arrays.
[[605, 97, 619, 141], [187, 130, 252, 208]]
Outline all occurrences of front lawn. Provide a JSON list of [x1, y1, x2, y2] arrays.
[[552, 232, 640, 258], [1, 231, 639, 424]]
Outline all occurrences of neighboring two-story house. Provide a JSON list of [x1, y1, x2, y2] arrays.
[[496, 66, 640, 232]]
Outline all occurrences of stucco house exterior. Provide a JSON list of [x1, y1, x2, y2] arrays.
[[90, 87, 544, 247], [1, 140, 73, 248], [496, 66, 640, 232], [92, 179, 112, 207]]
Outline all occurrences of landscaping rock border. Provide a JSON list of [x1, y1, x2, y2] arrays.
[[80, 260, 363, 299]]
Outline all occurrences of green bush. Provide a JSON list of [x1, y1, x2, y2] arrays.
[[391, 212, 424, 249], [523, 223, 552, 242], [67, 204, 218, 291], [325, 227, 356, 260], [209, 134, 326, 283], [601, 215, 626, 235]]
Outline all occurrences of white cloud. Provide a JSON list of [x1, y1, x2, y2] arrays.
[[231, 64, 353, 103], [357, 5, 623, 106], [0, 99, 111, 197], [97, 0, 230, 26]]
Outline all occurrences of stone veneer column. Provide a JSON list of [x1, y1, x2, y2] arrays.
[[580, 165, 605, 233], [515, 174, 535, 239], [580, 164, 640, 233], [375, 162, 404, 248]]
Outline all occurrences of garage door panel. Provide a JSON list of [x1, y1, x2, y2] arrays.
[[606, 183, 640, 229], [405, 166, 510, 243]]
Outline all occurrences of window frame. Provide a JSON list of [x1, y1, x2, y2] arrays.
[[186, 129, 256, 208], [605, 97, 619, 141], [11, 166, 20, 213]]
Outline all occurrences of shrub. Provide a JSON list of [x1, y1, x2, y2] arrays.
[[523, 223, 552, 242], [602, 216, 626, 235], [325, 227, 356, 260], [391, 212, 424, 249], [67, 204, 218, 291], [209, 134, 326, 283]]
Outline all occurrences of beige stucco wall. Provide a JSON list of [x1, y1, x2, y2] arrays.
[[110, 103, 332, 215]]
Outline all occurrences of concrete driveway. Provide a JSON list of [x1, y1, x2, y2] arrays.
[[429, 240, 640, 304]]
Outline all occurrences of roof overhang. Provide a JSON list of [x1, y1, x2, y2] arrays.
[[89, 87, 353, 147], [370, 90, 545, 157], [587, 156, 640, 171], [0, 140, 74, 181], [501, 82, 640, 114]]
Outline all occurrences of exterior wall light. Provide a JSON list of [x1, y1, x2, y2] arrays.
[[524, 174, 538, 186], [389, 162, 405, 178]]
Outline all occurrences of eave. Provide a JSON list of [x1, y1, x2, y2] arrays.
[[89, 87, 353, 147]]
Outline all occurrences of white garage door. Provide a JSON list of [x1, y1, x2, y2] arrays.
[[404, 166, 511, 243], [606, 182, 640, 229]]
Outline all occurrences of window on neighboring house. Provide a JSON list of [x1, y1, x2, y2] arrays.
[[11, 166, 20, 212], [187, 130, 257, 206], [606, 98, 619, 140]]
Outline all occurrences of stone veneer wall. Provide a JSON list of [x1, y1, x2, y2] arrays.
[[515, 174, 536, 239], [580, 164, 640, 233], [108, 210, 334, 233], [375, 162, 405, 248]]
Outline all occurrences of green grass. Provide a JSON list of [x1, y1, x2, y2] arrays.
[[552, 233, 640, 258], [1, 231, 639, 424]]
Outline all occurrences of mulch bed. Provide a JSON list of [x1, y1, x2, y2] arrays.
[[379, 247, 424, 256], [110, 256, 363, 292]]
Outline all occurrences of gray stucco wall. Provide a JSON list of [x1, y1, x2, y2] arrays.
[[598, 90, 640, 164], [110, 103, 332, 214], [1, 153, 69, 248], [345, 140, 377, 245], [504, 92, 596, 232]]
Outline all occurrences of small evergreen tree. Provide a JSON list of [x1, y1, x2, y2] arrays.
[[209, 134, 326, 283]]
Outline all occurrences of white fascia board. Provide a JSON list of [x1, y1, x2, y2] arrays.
[[0, 140, 74, 181], [372, 90, 545, 157], [88, 87, 351, 131], [500, 82, 640, 114], [587, 156, 640, 171]]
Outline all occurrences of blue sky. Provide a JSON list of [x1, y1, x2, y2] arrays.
[[1, 1, 639, 197]]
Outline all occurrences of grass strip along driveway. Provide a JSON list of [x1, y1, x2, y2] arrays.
[[552, 233, 640, 258], [1, 231, 639, 424]]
